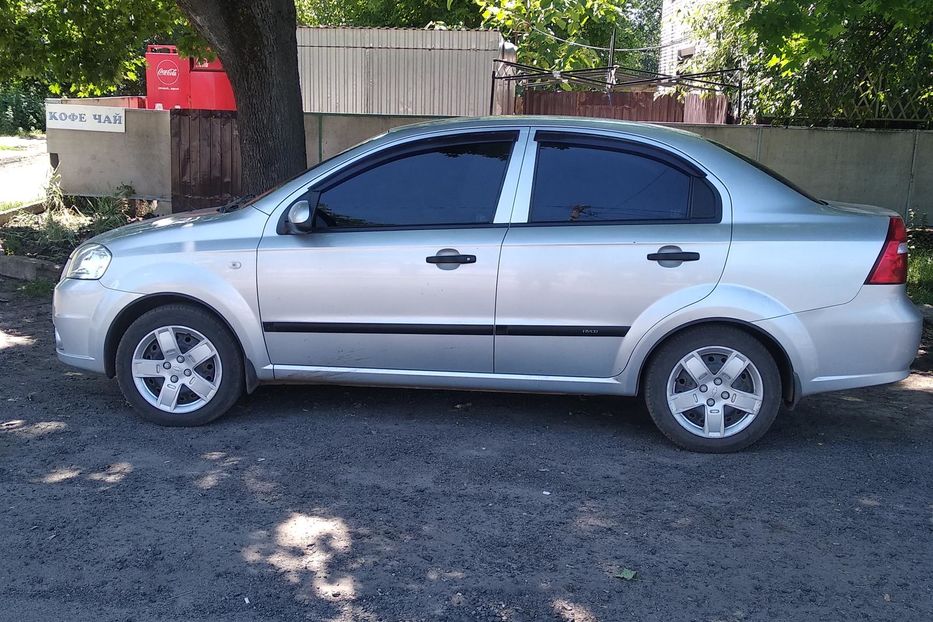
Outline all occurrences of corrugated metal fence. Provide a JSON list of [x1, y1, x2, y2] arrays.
[[517, 91, 730, 123], [296, 27, 503, 116]]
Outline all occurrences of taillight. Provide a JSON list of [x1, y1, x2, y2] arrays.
[[865, 217, 908, 284]]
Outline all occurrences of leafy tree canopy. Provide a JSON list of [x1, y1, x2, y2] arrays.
[[477, 0, 661, 72], [0, 0, 203, 96], [687, 0, 933, 125], [295, 0, 483, 28]]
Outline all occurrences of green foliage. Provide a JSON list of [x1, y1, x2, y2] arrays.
[[295, 0, 483, 27], [908, 246, 933, 305], [0, 81, 46, 134], [478, 0, 661, 72], [686, 0, 933, 125], [16, 278, 56, 297], [0, 0, 202, 96], [0, 176, 152, 263]]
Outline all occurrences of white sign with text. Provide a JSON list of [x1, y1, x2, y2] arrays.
[[46, 104, 126, 133]]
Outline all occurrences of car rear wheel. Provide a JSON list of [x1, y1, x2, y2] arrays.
[[643, 326, 781, 453], [115, 304, 244, 426]]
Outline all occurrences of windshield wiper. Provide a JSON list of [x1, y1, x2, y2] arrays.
[[217, 194, 255, 213]]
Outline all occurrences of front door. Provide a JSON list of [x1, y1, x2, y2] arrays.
[[494, 130, 731, 378], [258, 130, 523, 373]]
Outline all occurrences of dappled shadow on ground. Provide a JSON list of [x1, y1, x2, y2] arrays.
[[2, 282, 932, 620]]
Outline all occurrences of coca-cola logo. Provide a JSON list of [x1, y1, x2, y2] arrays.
[[156, 59, 179, 86]]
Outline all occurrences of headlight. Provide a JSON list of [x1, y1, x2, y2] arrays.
[[65, 244, 112, 280]]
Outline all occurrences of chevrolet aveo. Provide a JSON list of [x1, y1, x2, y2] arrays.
[[53, 117, 922, 452]]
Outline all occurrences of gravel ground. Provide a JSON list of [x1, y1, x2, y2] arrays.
[[2, 280, 932, 622]]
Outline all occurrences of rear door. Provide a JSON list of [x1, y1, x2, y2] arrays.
[[258, 129, 526, 373], [494, 129, 731, 377]]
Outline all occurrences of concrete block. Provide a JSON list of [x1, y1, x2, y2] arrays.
[[0, 202, 45, 227], [0, 255, 62, 281]]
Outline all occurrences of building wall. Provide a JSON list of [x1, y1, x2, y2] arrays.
[[296, 28, 503, 116], [659, 0, 709, 76], [47, 113, 933, 222]]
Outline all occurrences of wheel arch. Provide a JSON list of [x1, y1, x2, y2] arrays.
[[103, 293, 259, 392], [636, 317, 799, 407]]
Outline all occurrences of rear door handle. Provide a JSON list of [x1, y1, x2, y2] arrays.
[[647, 251, 700, 262], [426, 254, 476, 264]]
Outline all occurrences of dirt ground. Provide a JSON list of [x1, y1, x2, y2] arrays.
[[2, 279, 932, 622]]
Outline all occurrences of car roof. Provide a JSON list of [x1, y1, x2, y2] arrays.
[[386, 115, 705, 149]]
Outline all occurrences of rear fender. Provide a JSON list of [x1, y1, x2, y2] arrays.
[[616, 284, 815, 394]]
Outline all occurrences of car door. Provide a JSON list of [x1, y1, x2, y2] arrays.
[[494, 129, 731, 378], [257, 129, 525, 373]]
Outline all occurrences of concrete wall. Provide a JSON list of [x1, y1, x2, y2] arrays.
[[46, 108, 171, 208], [47, 112, 933, 222], [305, 113, 442, 167], [672, 125, 933, 222]]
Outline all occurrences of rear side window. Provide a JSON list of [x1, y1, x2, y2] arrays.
[[313, 139, 514, 229], [529, 140, 719, 224]]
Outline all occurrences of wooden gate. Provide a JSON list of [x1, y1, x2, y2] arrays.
[[170, 109, 242, 212], [516, 91, 731, 124]]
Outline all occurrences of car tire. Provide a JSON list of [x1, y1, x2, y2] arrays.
[[643, 325, 782, 453], [115, 304, 244, 426]]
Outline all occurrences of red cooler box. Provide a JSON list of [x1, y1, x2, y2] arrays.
[[145, 45, 190, 110], [145, 45, 236, 111], [190, 58, 236, 110]]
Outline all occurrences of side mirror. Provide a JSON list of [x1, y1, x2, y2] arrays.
[[284, 191, 320, 234], [287, 200, 313, 232]]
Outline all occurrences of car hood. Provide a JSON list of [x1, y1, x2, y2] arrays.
[[87, 206, 267, 254]]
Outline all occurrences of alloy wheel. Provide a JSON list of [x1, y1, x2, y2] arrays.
[[130, 325, 223, 414], [666, 346, 764, 439]]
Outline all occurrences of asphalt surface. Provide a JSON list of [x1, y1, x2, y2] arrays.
[[2, 281, 932, 621]]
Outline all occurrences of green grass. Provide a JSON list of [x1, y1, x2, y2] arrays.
[[0, 200, 29, 213], [16, 278, 56, 298], [908, 246, 933, 306], [0, 144, 26, 151]]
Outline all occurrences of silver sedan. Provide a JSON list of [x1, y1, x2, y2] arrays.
[[53, 117, 922, 452]]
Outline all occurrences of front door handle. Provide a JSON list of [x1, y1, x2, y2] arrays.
[[426, 254, 476, 265], [647, 251, 700, 262]]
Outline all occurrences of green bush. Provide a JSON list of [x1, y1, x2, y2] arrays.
[[0, 81, 47, 135], [909, 246, 933, 306]]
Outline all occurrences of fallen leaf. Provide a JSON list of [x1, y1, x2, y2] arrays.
[[614, 568, 637, 581]]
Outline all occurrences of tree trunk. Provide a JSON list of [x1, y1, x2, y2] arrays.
[[175, 0, 306, 195]]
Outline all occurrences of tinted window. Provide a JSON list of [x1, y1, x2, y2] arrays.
[[531, 143, 694, 223], [314, 140, 513, 228]]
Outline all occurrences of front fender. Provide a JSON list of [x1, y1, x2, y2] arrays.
[[101, 259, 271, 377]]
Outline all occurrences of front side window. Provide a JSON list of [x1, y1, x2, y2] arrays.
[[530, 141, 717, 224], [312, 138, 514, 229]]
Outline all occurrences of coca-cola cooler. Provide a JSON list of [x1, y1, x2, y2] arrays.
[[145, 45, 236, 111]]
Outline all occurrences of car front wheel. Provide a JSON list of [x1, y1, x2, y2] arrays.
[[643, 326, 782, 453], [115, 304, 244, 426]]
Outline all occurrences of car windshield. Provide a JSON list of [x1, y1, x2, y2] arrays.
[[708, 139, 826, 204]]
